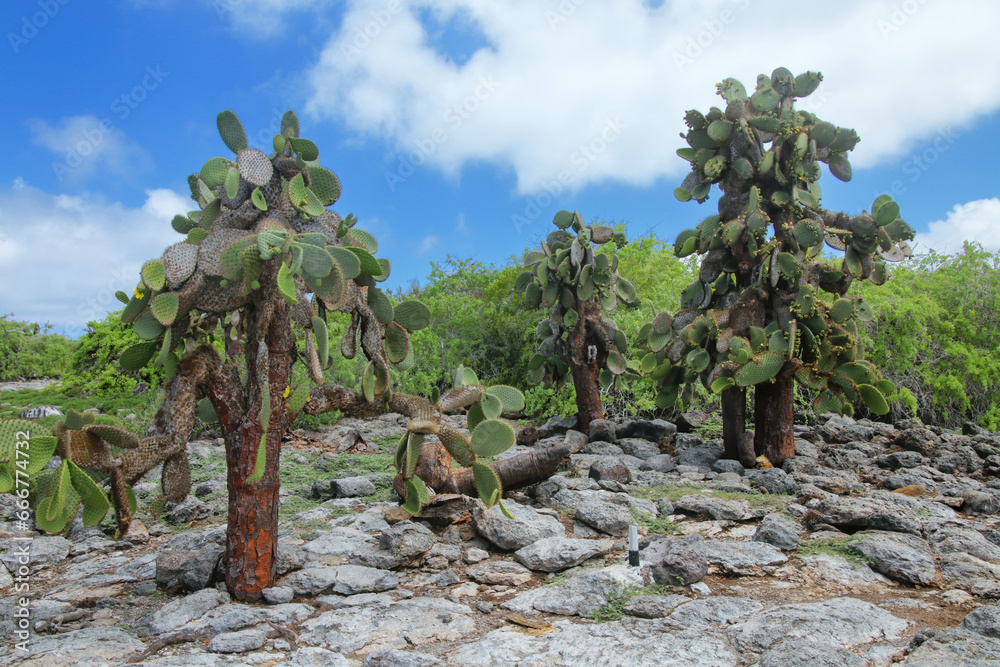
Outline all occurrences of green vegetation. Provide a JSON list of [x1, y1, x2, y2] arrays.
[[796, 535, 869, 566], [0, 314, 76, 380], [630, 508, 681, 535], [590, 583, 677, 622], [630, 485, 791, 512]]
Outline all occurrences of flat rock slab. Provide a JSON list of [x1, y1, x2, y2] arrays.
[[143, 587, 230, 635], [728, 597, 911, 653], [676, 495, 750, 521], [473, 499, 565, 550], [899, 627, 1000, 665], [446, 618, 738, 666], [504, 563, 643, 617], [623, 594, 691, 618], [758, 639, 867, 667], [298, 596, 476, 656], [281, 564, 398, 596], [704, 541, 787, 574], [812, 496, 922, 535], [514, 536, 615, 572], [14, 626, 144, 666], [667, 596, 763, 626], [852, 531, 937, 586]]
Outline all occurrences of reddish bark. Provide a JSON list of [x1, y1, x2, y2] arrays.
[[753, 375, 796, 467], [721, 386, 748, 464]]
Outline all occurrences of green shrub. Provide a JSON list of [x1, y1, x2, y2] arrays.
[[0, 314, 76, 380], [62, 311, 163, 397]]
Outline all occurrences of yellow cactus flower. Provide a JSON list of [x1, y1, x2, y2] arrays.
[[283, 386, 291, 398]]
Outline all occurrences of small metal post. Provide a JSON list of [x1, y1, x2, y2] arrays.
[[628, 524, 639, 566]]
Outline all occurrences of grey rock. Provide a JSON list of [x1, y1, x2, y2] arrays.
[[13, 626, 144, 666], [194, 478, 225, 497], [622, 593, 690, 618], [156, 544, 224, 592], [447, 618, 737, 666], [588, 418, 618, 443], [278, 646, 355, 666], [926, 523, 1000, 565], [464, 547, 490, 564], [299, 596, 475, 655], [436, 570, 460, 587], [675, 494, 749, 521], [143, 587, 230, 635], [712, 459, 745, 475], [579, 441, 624, 456], [303, 527, 375, 561], [875, 451, 929, 469], [938, 552, 1000, 595], [562, 429, 589, 452], [898, 427, 942, 456], [208, 627, 268, 653], [618, 438, 660, 460], [962, 490, 1000, 515], [705, 540, 787, 574], [1, 535, 70, 574], [364, 649, 446, 666], [617, 418, 678, 444], [668, 596, 763, 625], [639, 454, 676, 473], [587, 456, 632, 484], [759, 640, 867, 667], [473, 499, 565, 551], [753, 513, 802, 550], [673, 441, 725, 470], [262, 586, 295, 604], [514, 536, 615, 572], [19, 405, 64, 419], [643, 534, 708, 586], [746, 467, 799, 494], [811, 495, 923, 535], [852, 530, 936, 586], [332, 475, 377, 498], [281, 564, 399, 596], [528, 563, 644, 617], [673, 432, 704, 449], [536, 415, 578, 440], [728, 596, 911, 652], [465, 560, 532, 586], [900, 627, 1000, 665], [574, 499, 633, 536], [963, 603, 1000, 637], [379, 521, 436, 559], [165, 496, 211, 523]]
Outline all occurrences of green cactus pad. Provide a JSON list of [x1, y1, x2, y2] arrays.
[[829, 127, 860, 152], [345, 246, 381, 276], [362, 361, 376, 402], [133, 310, 165, 341], [707, 119, 733, 142], [472, 461, 503, 506], [401, 477, 429, 515], [300, 243, 334, 278], [196, 396, 218, 423], [793, 220, 823, 248], [736, 351, 785, 387], [328, 246, 361, 281], [287, 383, 312, 414], [281, 110, 300, 138], [200, 156, 231, 188], [247, 432, 267, 484], [470, 419, 516, 457], [171, 214, 197, 234], [67, 460, 111, 527], [858, 384, 889, 415], [393, 300, 431, 331], [289, 137, 319, 161], [141, 259, 166, 292], [552, 210, 576, 229], [873, 198, 900, 227], [833, 361, 877, 386], [311, 316, 329, 368], [365, 286, 393, 325], [480, 393, 503, 420], [118, 340, 158, 371], [217, 110, 248, 153], [150, 292, 179, 326], [810, 121, 837, 148], [383, 321, 410, 364], [777, 252, 802, 281], [306, 166, 342, 206], [793, 71, 823, 97], [607, 349, 627, 375], [277, 262, 298, 304], [345, 228, 378, 254], [373, 257, 392, 282], [485, 385, 525, 413], [404, 431, 424, 478], [827, 153, 852, 182], [829, 298, 854, 323]]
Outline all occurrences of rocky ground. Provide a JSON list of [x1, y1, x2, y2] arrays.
[[4, 408, 1000, 666]]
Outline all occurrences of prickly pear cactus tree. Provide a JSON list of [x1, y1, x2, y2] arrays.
[[106, 109, 429, 601], [516, 211, 638, 431], [641, 68, 914, 466]]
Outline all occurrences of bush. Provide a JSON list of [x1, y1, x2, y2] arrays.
[[62, 311, 163, 397], [0, 314, 76, 380], [856, 243, 1000, 429]]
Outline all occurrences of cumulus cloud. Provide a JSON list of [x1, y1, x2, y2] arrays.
[[26, 115, 154, 186], [914, 198, 1000, 255], [300, 0, 1000, 194], [0, 183, 188, 333], [207, 0, 330, 37], [417, 234, 440, 255]]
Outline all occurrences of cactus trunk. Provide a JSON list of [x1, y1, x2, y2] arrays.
[[753, 375, 795, 467], [568, 320, 605, 433], [721, 386, 749, 464], [221, 287, 290, 602]]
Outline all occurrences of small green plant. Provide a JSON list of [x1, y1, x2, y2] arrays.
[[630, 508, 681, 535], [590, 583, 676, 622], [796, 535, 869, 566]]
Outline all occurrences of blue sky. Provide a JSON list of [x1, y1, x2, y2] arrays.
[[2, 0, 999, 337]]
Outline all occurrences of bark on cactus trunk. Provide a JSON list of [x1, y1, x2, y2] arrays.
[[568, 301, 607, 434], [753, 375, 795, 467], [721, 386, 755, 467], [211, 286, 291, 602]]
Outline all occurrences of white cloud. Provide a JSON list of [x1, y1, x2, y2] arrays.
[[208, 0, 329, 38], [303, 0, 1000, 194], [914, 198, 1000, 255], [26, 115, 154, 186], [0, 184, 188, 333], [417, 234, 440, 255]]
